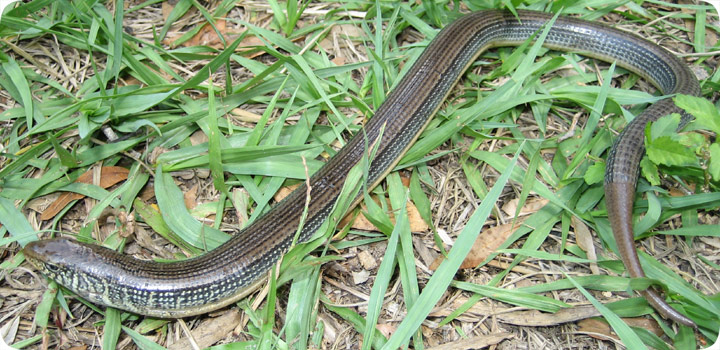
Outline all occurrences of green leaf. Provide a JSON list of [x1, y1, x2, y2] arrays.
[[113, 91, 175, 117], [646, 136, 697, 166], [163, 34, 245, 104], [1, 58, 33, 128], [323, 300, 387, 350], [205, 74, 228, 197], [640, 158, 661, 186], [133, 198, 200, 254], [583, 161, 605, 185], [0, 197, 36, 247], [109, 0, 124, 88], [709, 143, 720, 181], [33, 281, 58, 329], [674, 94, 720, 134], [154, 166, 229, 250], [102, 308, 122, 350], [649, 114, 681, 140], [383, 146, 521, 349], [122, 326, 167, 350], [159, 0, 192, 41], [362, 174, 407, 350], [579, 61, 615, 145], [285, 266, 321, 350], [159, 145, 319, 171], [267, 0, 287, 31], [48, 132, 76, 167], [565, 274, 649, 350], [0, 0, 21, 16], [452, 281, 569, 312]]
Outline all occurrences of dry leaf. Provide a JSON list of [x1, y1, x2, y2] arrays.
[[497, 306, 600, 326], [413, 235, 437, 268], [40, 166, 130, 221], [680, 1, 719, 49], [168, 310, 241, 349], [501, 197, 549, 217], [318, 314, 338, 344], [623, 317, 663, 336], [352, 270, 369, 284], [274, 185, 297, 202], [1, 313, 21, 346], [572, 216, 599, 275], [431, 298, 602, 326], [375, 323, 395, 339], [669, 184, 694, 197], [120, 76, 142, 87], [237, 35, 272, 58], [232, 188, 249, 227], [357, 249, 377, 270], [319, 23, 366, 51], [161, 1, 174, 20], [425, 333, 513, 350], [339, 198, 428, 232], [578, 317, 661, 341], [430, 221, 522, 270], [274, 183, 429, 233], [184, 184, 199, 210], [231, 108, 263, 123], [187, 19, 228, 48], [139, 183, 155, 201], [189, 129, 209, 145], [577, 318, 614, 340]]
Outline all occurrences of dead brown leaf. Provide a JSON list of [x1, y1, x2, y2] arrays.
[[189, 129, 209, 146], [183, 184, 199, 210], [680, 2, 719, 49], [577, 317, 661, 341], [425, 333, 513, 350], [623, 317, 663, 336], [572, 216, 599, 275], [319, 23, 366, 52], [139, 182, 155, 201], [431, 298, 603, 327], [232, 187, 250, 227], [231, 108, 263, 123], [375, 323, 395, 339], [168, 310, 242, 349], [237, 35, 276, 58], [338, 198, 429, 233], [430, 221, 522, 270], [186, 19, 228, 49], [577, 318, 614, 340], [669, 183, 694, 197], [40, 166, 130, 221], [120, 76, 143, 87], [501, 197, 549, 217], [357, 249, 378, 270], [273, 185, 297, 202], [161, 1, 175, 21], [497, 306, 601, 327], [274, 183, 429, 233]]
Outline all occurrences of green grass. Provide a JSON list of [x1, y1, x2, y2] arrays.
[[1, 0, 719, 349]]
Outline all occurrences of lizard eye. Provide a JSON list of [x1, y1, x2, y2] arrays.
[[44, 263, 60, 275]]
